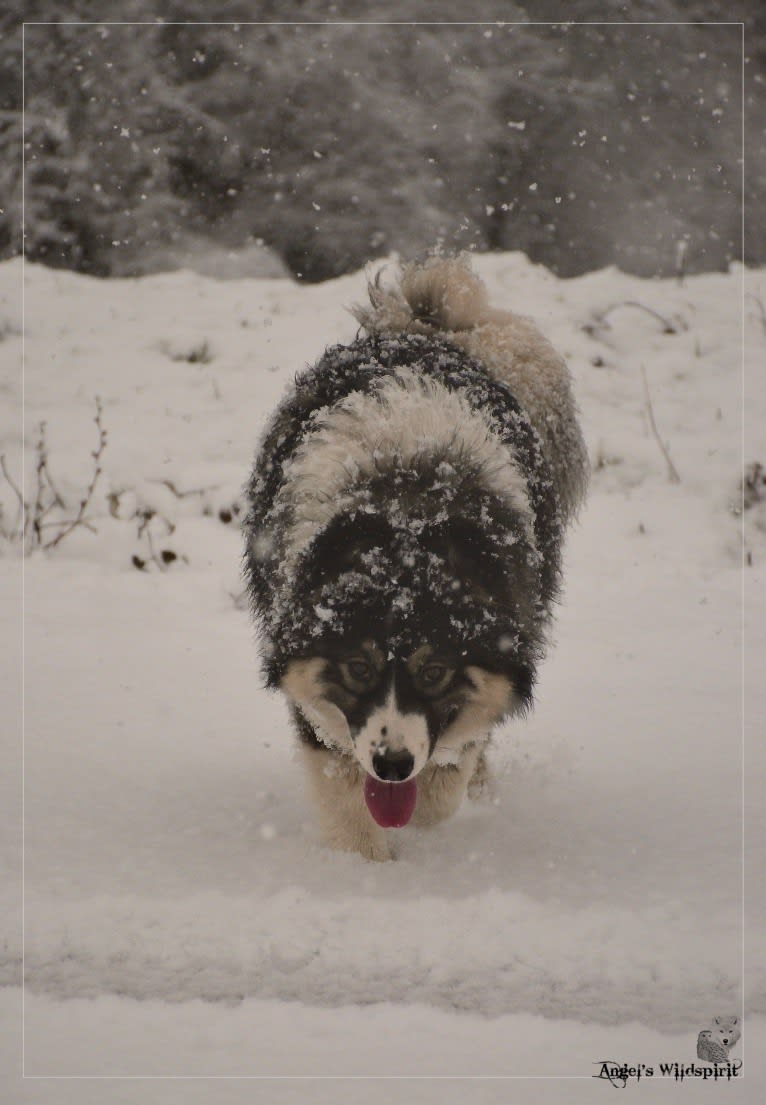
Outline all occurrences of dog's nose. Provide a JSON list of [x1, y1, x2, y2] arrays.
[[372, 748, 415, 782]]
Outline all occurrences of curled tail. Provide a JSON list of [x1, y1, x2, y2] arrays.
[[352, 255, 493, 337]]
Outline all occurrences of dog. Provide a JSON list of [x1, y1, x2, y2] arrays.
[[244, 256, 588, 860]]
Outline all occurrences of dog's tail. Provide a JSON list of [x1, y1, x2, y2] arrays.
[[352, 253, 589, 525], [352, 254, 492, 337]]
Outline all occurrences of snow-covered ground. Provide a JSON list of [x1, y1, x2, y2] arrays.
[[2, 252, 765, 1102]]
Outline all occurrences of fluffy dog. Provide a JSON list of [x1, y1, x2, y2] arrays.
[[244, 256, 588, 860]]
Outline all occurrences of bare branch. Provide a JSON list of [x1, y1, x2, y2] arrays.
[[43, 397, 107, 550], [31, 421, 49, 546], [597, 300, 684, 334], [641, 365, 681, 484], [150, 478, 218, 499], [0, 453, 27, 539], [746, 293, 766, 336], [41, 465, 66, 511], [39, 517, 98, 534]]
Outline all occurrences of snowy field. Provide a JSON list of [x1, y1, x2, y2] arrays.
[[2, 251, 765, 1102]]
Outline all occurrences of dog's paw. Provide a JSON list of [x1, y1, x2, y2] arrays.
[[357, 834, 394, 863], [411, 764, 466, 827], [467, 749, 495, 801], [324, 827, 393, 862]]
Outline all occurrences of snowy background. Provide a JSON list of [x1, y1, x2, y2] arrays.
[[10, 15, 760, 282], [2, 251, 765, 1102]]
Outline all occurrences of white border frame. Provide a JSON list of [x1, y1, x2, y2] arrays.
[[19, 15, 747, 1084]]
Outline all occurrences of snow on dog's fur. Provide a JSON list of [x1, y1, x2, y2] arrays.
[[244, 255, 588, 860], [355, 257, 588, 522]]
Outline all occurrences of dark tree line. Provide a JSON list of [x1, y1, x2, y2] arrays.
[[4, 1, 764, 281]]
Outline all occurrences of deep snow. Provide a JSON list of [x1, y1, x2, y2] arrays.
[[2, 252, 765, 1101]]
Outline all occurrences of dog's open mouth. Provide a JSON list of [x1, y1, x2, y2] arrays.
[[363, 774, 418, 828]]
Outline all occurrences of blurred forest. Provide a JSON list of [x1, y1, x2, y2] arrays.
[[4, 1, 765, 282]]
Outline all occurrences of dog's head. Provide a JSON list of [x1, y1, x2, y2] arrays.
[[282, 638, 516, 780], [272, 500, 539, 816]]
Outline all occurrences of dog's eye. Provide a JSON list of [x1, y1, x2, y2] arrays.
[[339, 657, 377, 690], [347, 658, 371, 680], [417, 663, 453, 693]]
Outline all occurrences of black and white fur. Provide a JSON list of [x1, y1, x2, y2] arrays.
[[244, 256, 588, 860]]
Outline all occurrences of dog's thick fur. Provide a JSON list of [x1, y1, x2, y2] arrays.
[[244, 256, 588, 860]]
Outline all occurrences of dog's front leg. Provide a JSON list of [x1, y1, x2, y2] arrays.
[[412, 744, 485, 828], [300, 744, 392, 862]]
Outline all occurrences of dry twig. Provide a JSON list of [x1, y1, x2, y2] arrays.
[[640, 365, 681, 484], [0, 453, 26, 538], [150, 478, 219, 499], [596, 300, 684, 335], [43, 397, 107, 550], [746, 293, 766, 336]]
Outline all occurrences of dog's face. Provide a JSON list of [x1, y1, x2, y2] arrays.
[[281, 638, 514, 781], [274, 501, 533, 787]]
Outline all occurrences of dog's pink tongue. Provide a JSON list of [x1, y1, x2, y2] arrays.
[[364, 775, 418, 828]]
